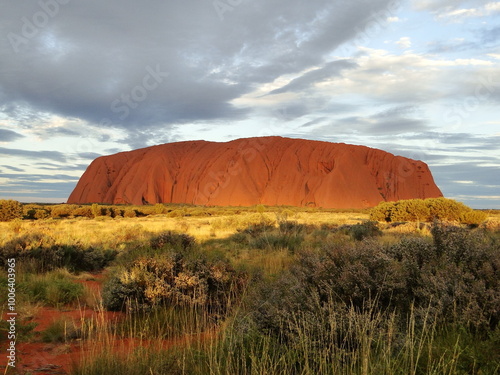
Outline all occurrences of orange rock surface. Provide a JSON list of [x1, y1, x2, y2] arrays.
[[68, 136, 443, 208]]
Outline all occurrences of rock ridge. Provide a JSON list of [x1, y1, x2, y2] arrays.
[[68, 136, 443, 208]]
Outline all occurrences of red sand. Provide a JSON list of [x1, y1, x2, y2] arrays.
[[1, 276, 214, 375], [68, 136, 443, 208]]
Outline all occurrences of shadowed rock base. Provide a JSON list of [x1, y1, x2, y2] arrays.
[[68, 136, 443, 208]]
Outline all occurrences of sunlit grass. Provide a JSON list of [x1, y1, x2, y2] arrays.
[[2, 204, 498, 374]]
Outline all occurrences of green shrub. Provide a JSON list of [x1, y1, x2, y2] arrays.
[[249, 222, 500, 347], [91, 203, 102, 218], [149, 231, 195, 251], [57, 245, 117, 272], [278, 220, 307, 235], [24, 271, 85, 306], [0, 318, 37, 342], [250, 233, 304, 252], [240, 222, 275, 237], [348, 221, 382, 241], [103, 251, 245, 313], [72, 206, 93, 218], [50, 204, 78, 218], [153, 203, 166, 215], [101, 276, 146, 311], [41, 319, 80, 343], [229, 222, 305, 252], [370, 198, 487, 225], [0, 200, 23, 221], [167, 209, 184, 218], [459, 210, 488, 227], [123, 209, 137, 218], [34, 208, 50, 220], [0, 234, 116, 273]]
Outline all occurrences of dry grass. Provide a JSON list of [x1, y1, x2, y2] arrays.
[[0, 208, 371, 247], [3, 205, 498, 375]]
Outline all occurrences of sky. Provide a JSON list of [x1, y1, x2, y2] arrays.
[[0, 0, 499, 208]]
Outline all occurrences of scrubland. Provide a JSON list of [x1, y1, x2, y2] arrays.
[[1, 200, 499, 374]]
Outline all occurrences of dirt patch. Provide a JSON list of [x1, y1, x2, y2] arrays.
[[15, 342, 82, 374], [0, 275, 120, 374], [1, 275, 215, 374]]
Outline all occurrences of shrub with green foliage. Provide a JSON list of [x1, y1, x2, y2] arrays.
[[0, 199, 23, 221], [41, 319, 80, 343], [0, 233, 116, 272], [370, 197, 487, 225], [228, 221, 307, 252], [102, 250, 245, 313], [123, 209, 137, 218], [22, 270, 85, 306], [249, 222, 500, 347], [51, 204, 78, 218], [150, 231, 195, 251], [348, 220, 383, 241], [72, 206, 93, 218]]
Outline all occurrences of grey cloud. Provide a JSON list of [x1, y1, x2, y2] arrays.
[[1, 165, 24, 172], [404, 132, 500, 152], [104, 148, 125, 155], [368, 118, 427, 134], [368, 106, 429, 133], [324, 106, 430, 135], [427, 26, 500, 54], [0, 181, 76, 200], [78, 152, 102, 160], [34, 126, 81, 138], [430, 163, 500, 208], [0, 129, 24, 142], [0, 147, 66, 162], [268, 60, 357, 95], [0, 173, 79, 201], [300, 117, 329, 128], [413, 0, 485, 12], [0, 0, 396, 146], [0, 173, 78, 182], [35, 162, 89, 171], [481, 26, 500, 45], [432, 163, 500, 187], [427, 40, 477, 53]]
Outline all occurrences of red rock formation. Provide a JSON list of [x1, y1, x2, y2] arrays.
[[68, 137, 443, 208]]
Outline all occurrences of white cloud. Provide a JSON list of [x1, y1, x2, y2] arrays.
[[437, 1, 500, 21], [485, 2, 500, 12], [308, 47, 500, 110], [396, 37, 412, 49]]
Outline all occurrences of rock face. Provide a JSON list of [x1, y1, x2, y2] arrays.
[[68, 137, 443, 208]]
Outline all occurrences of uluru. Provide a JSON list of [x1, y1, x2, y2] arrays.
[[68, 136, 443, 208]]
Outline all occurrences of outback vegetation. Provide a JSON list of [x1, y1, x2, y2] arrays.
[[0, 199, 499, 374]]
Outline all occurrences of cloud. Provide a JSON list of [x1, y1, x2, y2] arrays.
[[77, 152, 102, 160], [395, 37, 412, 49], [0, 171, 80, 202], [427, 38, 478, 54], [0, 0, 397, 147], [481, 26, 500, 44], [33, 126, 81, 138], [314, 105, 430, 136], [0, 165, 24, 172], [416, 1, 500, 21], [413, 0, 488, 13], [267, 60, 357, 95], [0, 147, 67, 162], [0, 129, 24, 142], [35, 162, 89, 171]]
